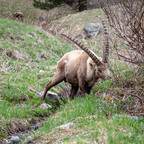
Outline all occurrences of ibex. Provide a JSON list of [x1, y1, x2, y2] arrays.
[[13, 12, 24, 21], [41, 17, 111, 100]]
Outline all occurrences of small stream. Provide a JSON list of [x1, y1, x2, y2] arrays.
[[2, 117, 47, 144], [2, 92, 60, 144]]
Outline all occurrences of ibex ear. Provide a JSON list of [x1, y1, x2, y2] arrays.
[[89, 63, 93, 67]]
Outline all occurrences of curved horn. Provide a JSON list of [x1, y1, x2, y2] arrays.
[[98, 16, 109, 63], [61, 33, 102, 66]]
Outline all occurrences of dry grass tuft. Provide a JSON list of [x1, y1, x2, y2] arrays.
[[97, 67, 144, 117]]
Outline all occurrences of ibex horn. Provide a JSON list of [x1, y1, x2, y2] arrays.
[[97, 16, 109, 63], [61, 33, 102, 66]]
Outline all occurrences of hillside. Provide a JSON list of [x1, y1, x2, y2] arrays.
[[0, 18, 74, 143], [0, 1, 144, 144], [0, 18, 143, 144], [0, 0, 75, 26]]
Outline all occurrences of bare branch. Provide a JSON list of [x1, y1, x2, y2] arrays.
[[99, 0, 144, 65]]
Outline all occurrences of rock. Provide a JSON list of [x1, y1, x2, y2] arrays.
[[22, 136, 33, 144], [38, 16, 45, 21], [113, 114, 139, 120], [6, 140, 12, 144], [5, 50, 29, 60], [39, 103, 52, 109], [10, 136, 21, 144], [57, 123, 75, 129], [45, 91, 59, 103], [127, 115, 139, 120], [31, 123, 40, 130], [39, 70, 45, 73], [83, 23, 102, 39], [38, 91, 60, 103], [39, 51, 49, 58], [84, 23, 101, 33]]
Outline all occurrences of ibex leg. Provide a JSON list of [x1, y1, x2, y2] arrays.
[[69, 85, 78, 100], [79, 81, 92, 98], [41, 74, 64, 100], [85, 85, 92, 94]]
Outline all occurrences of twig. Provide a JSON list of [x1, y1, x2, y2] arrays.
[[98, 104, 109, 119]]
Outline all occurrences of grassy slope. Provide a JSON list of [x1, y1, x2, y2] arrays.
[[0, 0, 75, 26], [18, 8, 143, 144], [0, 18, 73, 140], [33, 95, 144, 144], [47, 8, 104, 35], [46, 8, 126, 66], [0, 4, 143, 144], [0, 0, 41, 23]]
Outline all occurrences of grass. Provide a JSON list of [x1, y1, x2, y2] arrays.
[[0, 4, 143, 143], [0, 0, 42, 23], [32, 94, 144, 143], [0, 0, 75, 26], [0, 18, 73, 141]]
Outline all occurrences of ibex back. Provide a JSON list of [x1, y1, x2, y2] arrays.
[[41, 17, 111, 100]]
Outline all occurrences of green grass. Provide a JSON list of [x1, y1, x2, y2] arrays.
[[0, 18, 73, 140], [32, 94, 144, 143], [0, 11, 143, 144]]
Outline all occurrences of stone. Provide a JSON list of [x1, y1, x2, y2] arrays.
[[38, 91, 59, 103], [39, 70, 45, 73], [5, 50, 29, 60], [31, 123, 40, 130], [113, 114, 139, 120], [57, 123, 75, 129], [38, 16, 45, 21], [83, 23, 102, 39], [22, 136, 33, 144], [39, 103, 52, 109], [10, 136, 21, 144], [6, 140, 12, 144]]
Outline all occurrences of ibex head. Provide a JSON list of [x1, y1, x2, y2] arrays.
[[97, 63, 110, 80]]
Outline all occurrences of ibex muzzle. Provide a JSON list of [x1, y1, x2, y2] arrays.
[[41, 17, 111, 100]]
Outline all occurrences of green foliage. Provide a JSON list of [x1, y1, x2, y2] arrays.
[[93, 79, 112, 93], [2, 86, 29, 103], [33, 0, 65, 10], [0, 133, 7, 138]]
